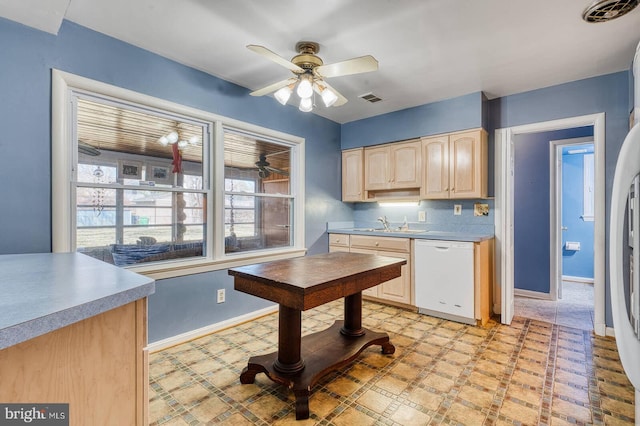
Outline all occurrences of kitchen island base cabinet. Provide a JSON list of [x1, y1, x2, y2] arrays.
[[0, 299, 148, 426]]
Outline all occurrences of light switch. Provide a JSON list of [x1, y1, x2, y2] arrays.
[[454, 205, 462, 215], [418, 211, 426, 222]]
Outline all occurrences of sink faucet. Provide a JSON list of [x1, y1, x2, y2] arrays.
[[377, 216, 391, 231]]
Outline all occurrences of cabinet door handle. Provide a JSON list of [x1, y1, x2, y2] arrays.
[[375, 242, 379, 247], [439, 301, 446, 304]]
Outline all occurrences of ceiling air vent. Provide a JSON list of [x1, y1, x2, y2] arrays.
[[582, 0, 639, 22], [359, 93, 383, 103]]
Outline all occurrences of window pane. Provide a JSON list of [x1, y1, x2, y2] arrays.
[[76, 188, 206, 266], [225, 196, 292, 254], [224, 130, 291, 195], [76, 98, 205, 189]]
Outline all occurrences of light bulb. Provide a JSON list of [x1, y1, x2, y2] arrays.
[[274, 86, 292, 105], [321, 87, 338, 107], [189, 136, 199, 145], [167, 131, 179, 144], [296, 76, 313, 99], [158, 136, 169, 146], [178, 140, 188, 149], [299, 97, 313, 112]]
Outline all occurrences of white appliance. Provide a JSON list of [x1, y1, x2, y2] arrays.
[[414, 240, 475, 324], [609, 40, 640, 421]]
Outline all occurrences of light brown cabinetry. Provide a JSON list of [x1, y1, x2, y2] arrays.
[[341, 148, 364, 202], [421, 129, 488, 199], [0, 299, 148, 425], [364, 140, 422, 191], [329, 234, 412, 306]]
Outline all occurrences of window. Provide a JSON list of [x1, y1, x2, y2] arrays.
[[73, 96, 209, 266], [52, 70, 305, 277], [223, 129, 293, 254]]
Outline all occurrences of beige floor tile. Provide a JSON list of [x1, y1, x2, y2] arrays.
[[600, 397, 636, 420], [457, 386, 494, 409], [332, 407, 376, 426], [499, 399, 539, 424], [171, 382, 209, 408], [506, 384, 542, 406], [553, 381, 590, 404], [405, 387, 443, 410], [189, 396, 230, 422], [308, 390, 340, 418], [325, 375, 362, 397], [390, 405, 431, 425], [357, 389, 393, 413], [422, 373, 455, 393], [552, 398, 592, 423], [375, 375, 409, 395], [247, 394, 288, 422], [446, 401, 488, 425]]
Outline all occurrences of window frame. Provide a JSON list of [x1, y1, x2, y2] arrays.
[[52, 70, 306, 279]]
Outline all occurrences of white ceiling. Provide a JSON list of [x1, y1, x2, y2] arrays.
[[2, 0, 639, 124]]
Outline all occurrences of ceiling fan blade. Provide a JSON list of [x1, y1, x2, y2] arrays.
[[315, 80, 348, 107], [265, 166, 290, 176], [247, 45, 304, 73], [315, 55, 378, 78], [250, 77, 297, 97]]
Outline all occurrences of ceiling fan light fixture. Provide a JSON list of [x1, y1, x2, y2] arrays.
[[320, 86, 338, 107], [158, 135, 170, 146], [274, 85, 293, 105], [177, 140, 189, 149], [296, 75, 313, 99], [189, 136, 199, 145], [167, 131, 179, 144], [299, 97, 313, 112]]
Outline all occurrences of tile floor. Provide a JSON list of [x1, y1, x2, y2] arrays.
[[149, 298, 635, 425], [515, 281, 594, 330]]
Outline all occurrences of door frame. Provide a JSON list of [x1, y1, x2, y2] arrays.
[[495, 113, 605, 335], [550, 137, 595, 301]]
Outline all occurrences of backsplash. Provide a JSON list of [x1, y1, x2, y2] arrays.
[[347, 199, 495, 235]]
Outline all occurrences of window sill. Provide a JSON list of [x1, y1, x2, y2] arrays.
[[127, 247, 308, 280]]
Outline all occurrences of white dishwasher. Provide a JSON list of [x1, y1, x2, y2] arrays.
[[414, 239, 475, 324]]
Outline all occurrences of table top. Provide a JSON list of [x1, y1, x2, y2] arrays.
[[0, 252, 155, 350], [229, 252, 405, 310]]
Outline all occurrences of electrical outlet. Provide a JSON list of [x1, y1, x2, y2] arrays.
[[454, 205, 462, 215], [418, 210, 426, 222], [217, 289, 225, 303]]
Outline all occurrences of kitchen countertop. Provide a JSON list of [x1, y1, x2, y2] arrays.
[[0, 252, 155, 350], [327, 228, 493, 242]]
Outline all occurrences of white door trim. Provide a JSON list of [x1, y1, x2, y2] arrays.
[[550, 136, 594, 302], [495, 113, 605, 335]]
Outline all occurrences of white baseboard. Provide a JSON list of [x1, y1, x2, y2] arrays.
[[147, 305, 279, 353], [605, 326, 615, 337], [514, 288, 553, 300], [562, 275, 595, 284]]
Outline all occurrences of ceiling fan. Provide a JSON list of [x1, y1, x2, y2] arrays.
[[255, 154, 289, 178], [247, 41, 378, 112]]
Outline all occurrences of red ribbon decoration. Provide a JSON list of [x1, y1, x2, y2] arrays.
[[171, 143, 182, 174]]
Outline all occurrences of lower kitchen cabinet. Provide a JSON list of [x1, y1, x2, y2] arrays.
[[329, 234, 412, 306]]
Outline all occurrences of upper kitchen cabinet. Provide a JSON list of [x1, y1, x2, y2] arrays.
[[364, 140, 422, 192], [421, 129, 488, 199], [342, 148, 364, 202]]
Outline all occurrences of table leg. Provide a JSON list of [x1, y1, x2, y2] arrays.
[[341, 292, 366, 337], [273, 304, 305, 374]]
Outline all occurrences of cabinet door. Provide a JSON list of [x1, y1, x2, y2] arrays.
[[349, 247, 379, 297], [449, 130, 487, 199], [342, 148, 364, 202], [377, 250, 411, 304], [421, 135, 450, 199], [364, 146, 391, 190], [390, 140, 422, 189]]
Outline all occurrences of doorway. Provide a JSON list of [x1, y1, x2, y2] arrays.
[[495, 113, 606, 336]]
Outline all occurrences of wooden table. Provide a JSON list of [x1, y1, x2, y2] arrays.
[[228, 252, 406, 420]]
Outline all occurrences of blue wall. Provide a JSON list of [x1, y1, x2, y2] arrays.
[[0, 18, 351, 343], [489, 71, 630, 326], [562, 145, 595, 279], [341, 92, 483, 149], [513, 127, 593, 293]]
